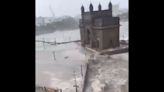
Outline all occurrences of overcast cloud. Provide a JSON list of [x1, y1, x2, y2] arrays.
[[36, 0, 128, 17]]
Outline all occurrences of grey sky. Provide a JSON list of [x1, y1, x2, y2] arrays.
[[36, 0, 128, 17]]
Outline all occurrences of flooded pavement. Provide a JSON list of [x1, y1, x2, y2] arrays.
[[83, 53, 128, 92], [35, 21, 128, 92], [36, 30, 86, 92]]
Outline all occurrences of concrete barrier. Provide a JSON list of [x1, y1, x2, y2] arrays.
[[100, 47, 128, 55], [81, 63, 89, 92], [35, 86, 61, 92]]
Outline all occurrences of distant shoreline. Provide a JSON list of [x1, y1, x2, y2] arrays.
[[36, 30, 56, 36], [36, 20, 128, 36], [36, 29, 79, 36]]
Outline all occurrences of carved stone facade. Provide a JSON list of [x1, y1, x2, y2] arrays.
[[79, 2, 120, 50]]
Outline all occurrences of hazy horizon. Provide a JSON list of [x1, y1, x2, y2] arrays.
[[36, 0, 128, 17]]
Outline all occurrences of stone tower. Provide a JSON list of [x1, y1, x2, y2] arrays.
[[79, 2, 120, 50]]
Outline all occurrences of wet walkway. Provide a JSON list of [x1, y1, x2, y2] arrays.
[[36, 30, 86, 92]]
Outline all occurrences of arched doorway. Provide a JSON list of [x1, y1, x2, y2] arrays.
[[110, 40, 113, 47], [96, 38, 100, 50], [86, 29, 90, 44]]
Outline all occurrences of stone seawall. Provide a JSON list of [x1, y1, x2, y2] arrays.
[[81, 63, 89, 92], [100, 47, 128, 55]]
